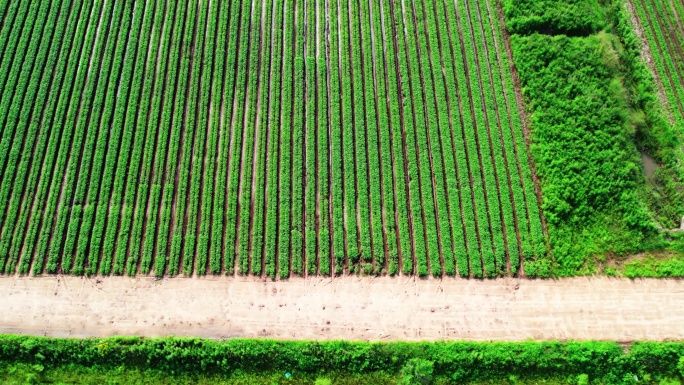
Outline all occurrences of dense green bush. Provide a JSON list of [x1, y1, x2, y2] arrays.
[[507, 0, 684, 275], [511, 33, 658, 274], [503, 0, 608, 35], [1, 336, 684, 383]]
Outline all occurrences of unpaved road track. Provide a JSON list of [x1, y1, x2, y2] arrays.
[[1, 276, 683, 341]]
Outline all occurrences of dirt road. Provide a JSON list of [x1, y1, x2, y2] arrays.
[[1, 276, 683, 341]]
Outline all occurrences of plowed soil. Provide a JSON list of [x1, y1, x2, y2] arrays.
[[1, 276, 683, 341]]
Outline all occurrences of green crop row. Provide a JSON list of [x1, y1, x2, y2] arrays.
[[31, 0, 108, 276], [381, 0, 413, 275], [329, 0, 345, 275], [370, 0, 399, 275], [634, 0, 684, 127], [14, 0, 89, 276], [392, 0, 426, 276], [124, 0, 168, 276], [0, 2, 64, 274], [0, 0, 556, 277]]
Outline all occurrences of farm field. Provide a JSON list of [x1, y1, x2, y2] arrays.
[[629, 0, 684, 133], [0, 0, 546, 278]]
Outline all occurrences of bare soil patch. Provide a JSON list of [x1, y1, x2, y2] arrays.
[[1, 275, 683, 341]]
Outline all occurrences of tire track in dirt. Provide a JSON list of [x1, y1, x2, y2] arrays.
[[4, 276, 684, 342]]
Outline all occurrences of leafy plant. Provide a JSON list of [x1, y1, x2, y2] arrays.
[[399, 359, 434, 385]]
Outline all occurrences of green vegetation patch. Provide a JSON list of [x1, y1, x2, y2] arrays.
[[503, 0, 608, 35], [1, 336, 684, 384], [506, 0, 684, 276]]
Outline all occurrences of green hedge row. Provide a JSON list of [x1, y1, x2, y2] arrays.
[[1, 336, 683, 383]]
